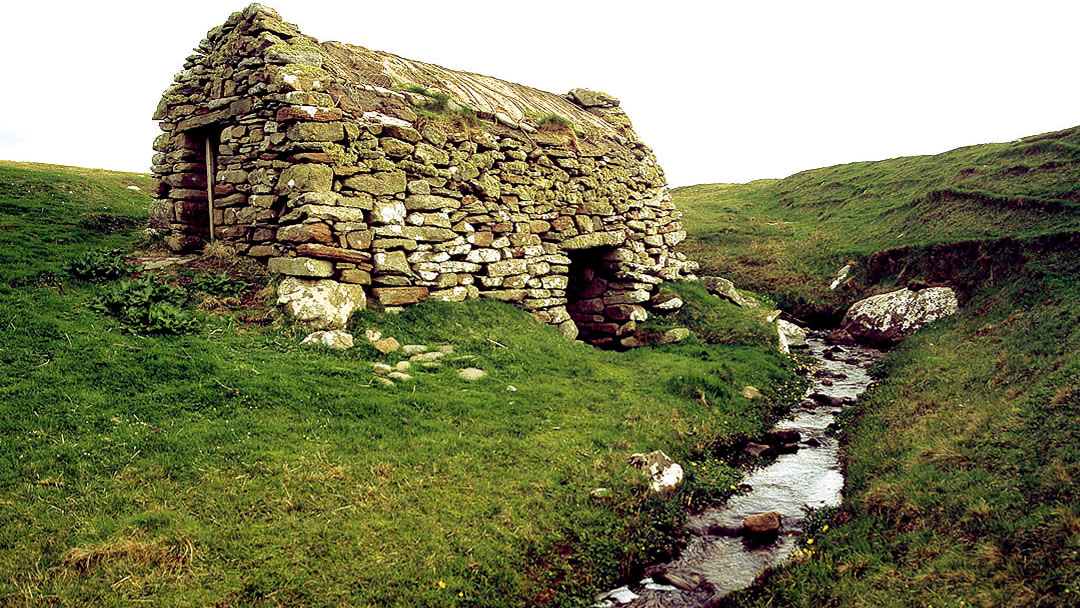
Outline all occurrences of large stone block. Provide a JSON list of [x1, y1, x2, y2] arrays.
[[560, 231, 626, 250], [373, 250, 410, 275], [277, 222, 333, 244], [277, 277, 366, 330], [371, 201, 407, 225], [268, 256, 335, 278], [414, 142, 450, 166], [296, 243, 372, 265], [404, 195, 461, 211], [487, 259, 529, 277], [373, 286, 429, 306], [286, 121, 344, 142], [343, 171, 406, 196], [275, 164, 333, 195]]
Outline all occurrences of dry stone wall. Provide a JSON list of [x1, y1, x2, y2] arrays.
[[150, 4, 697, 346]]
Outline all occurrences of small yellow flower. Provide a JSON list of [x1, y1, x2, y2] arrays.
[[807, 538, 814, 545], [438, 580, 446, 589], [458, 592, 464, 598], [822, 524, 829, 532]]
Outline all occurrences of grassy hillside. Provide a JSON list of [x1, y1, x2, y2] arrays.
[[675, 126, 1080, 322], [0, 162, 800, 606], [673, 130, 1080, 607]]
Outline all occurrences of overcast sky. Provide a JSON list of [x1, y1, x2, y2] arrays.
[[2, 1, 1078, 186]]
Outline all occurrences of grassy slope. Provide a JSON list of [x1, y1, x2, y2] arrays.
[[675, 126, 1080, 321], [0, 162, 801, 606], [672, 130, 1080, 607]]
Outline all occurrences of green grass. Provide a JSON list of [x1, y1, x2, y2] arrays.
[[399, 84, 481, 130], [671, 127, 1080, 607], [674, 125, 1080, 322], [0, 162, 800, 606]]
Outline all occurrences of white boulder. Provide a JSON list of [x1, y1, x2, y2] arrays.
[[776, 319, 808, 354], [628, 450, 683, 496], [841, 286, 959, 345], [276, 277, 367, 330]]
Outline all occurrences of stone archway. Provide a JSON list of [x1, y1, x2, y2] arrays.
[[566, 247, 649, 347]]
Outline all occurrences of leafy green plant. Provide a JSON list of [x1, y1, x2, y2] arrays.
[[191, 272, 246, 297], [92, 278, 197, 334], [65, 248, 133, 281]]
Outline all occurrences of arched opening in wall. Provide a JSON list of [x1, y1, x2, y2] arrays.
[[566, 247, 622, 347]]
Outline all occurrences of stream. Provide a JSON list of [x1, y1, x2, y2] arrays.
[[597, 331, 885, 607]]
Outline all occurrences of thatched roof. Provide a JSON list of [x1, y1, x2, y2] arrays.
[[318, 40, 624, 137]]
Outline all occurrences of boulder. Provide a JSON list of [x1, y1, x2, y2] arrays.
[[700, 276, 758, 308], [372, 337, 401, 354], [829, 264, 852, 290], [743, 511, 782, 535], [841, 287, 959, 345], [776, 319, 808, 354], [457, 367, 487, 381], [276, 277, 366, 329], [300, 329, 354, 349], [628, 450, 683, 495], [744, 442, 776, 459], [809, 393, 842, 408], [761, 429, 800, 445]]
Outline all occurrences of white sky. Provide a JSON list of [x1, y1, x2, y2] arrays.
[[2, 1, 1078, 186]]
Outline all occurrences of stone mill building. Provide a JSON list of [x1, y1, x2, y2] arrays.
[[150, 4, 697, 346]]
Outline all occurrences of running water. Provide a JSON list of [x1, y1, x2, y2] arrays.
[[596, 331, 885, 608]]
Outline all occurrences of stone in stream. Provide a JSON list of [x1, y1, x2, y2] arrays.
[[809, 393, 842, 408], [744, 442, 777, 459], [761, 429, 801, 445], [776, 319, 808, 354], [653, 569, 703, 591], [743, 511, 783, 535], [775, 442, 801, 455], [705, 523, 743, 537], [594, 586, 639, 604]]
